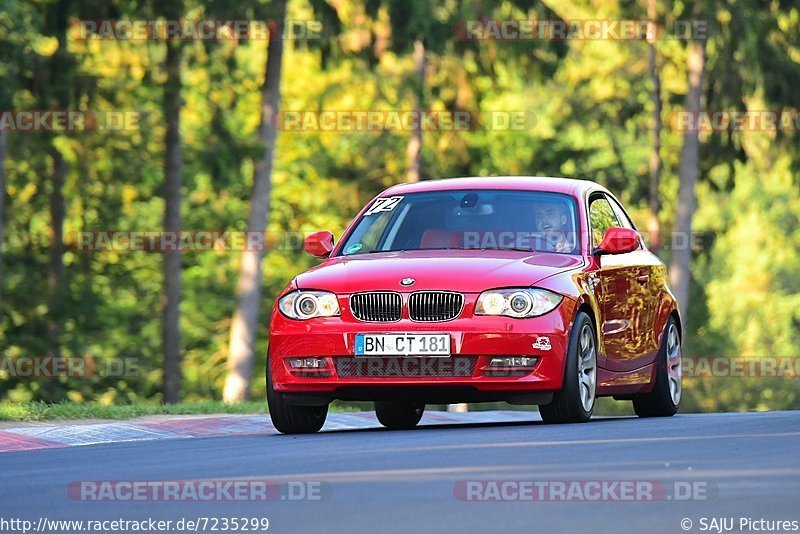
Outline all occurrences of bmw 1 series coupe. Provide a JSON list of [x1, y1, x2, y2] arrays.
[[267, 177, 683, 433]]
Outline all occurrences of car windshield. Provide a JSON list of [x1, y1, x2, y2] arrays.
[[338, 189, 580, 256]]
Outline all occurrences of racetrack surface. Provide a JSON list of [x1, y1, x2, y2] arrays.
[[1, 411, 798, 534]]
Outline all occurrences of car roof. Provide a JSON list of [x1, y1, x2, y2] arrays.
[[382, 176, 607, 197]]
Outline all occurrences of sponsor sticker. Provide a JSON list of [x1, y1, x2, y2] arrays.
[[532, 336, 552, 351]]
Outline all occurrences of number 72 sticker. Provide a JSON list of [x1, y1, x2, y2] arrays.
[[365, 196, 403, 216]]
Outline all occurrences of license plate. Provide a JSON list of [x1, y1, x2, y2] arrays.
[[354, 334, 451, 357]]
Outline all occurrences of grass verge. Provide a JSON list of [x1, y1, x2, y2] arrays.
[[0, 400, 267, 422], [0, 398, 635, 423], [0, 400, 360, 422]]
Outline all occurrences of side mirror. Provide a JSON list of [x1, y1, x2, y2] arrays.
[[303, 231, 334, 258], [596, 227, 640, 255]]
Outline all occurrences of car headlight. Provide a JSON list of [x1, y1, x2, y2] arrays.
[[279, 291, 340, 320], [475, 288, 563, 318]]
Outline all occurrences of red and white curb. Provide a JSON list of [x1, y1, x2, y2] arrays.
[[0, 410, 538, 453]]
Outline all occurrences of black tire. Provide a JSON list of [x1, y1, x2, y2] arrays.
[[374, 401, 424, 429], [633, 317, 681, 418], [539, 311, 597, 424], [267, 357, 328, 434]]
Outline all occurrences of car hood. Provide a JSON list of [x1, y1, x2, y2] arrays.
[[295, 249, 584, 294]]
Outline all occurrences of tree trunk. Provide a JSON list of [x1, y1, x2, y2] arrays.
[[646, 0, 662, 254], [223, 0, 286, 403], [0, 128, 6, 313], [406, 39, 425, 183], [48, 148, 66, 358], [669, 17, 707, 316], [162, 39, 183, 404]]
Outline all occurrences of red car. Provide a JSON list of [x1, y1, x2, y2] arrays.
[[267, 177, 682, 433]]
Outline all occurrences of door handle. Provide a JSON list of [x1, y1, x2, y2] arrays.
[[636, 274, 650, 284]]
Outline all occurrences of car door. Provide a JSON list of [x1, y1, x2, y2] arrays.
[[606, 194, 662, 365], [588, 193, 652, 373]]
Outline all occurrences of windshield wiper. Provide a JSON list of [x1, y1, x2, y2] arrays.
[[473, 247, 536, 253]]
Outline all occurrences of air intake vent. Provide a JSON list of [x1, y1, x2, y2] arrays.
[[409, 292, 464, 322], [335, 357, 476, 378], [350, 292, 402, 322]]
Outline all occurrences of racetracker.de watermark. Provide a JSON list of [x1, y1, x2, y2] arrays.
[[276, 110, 537, 132], [0, 356, 139, 379], [68, 480, 330, 501], [668, 110, 800, 131], [0, 111, 140, 132], [73, 19, 322, 40], [454, 19, 708, 41], [454, 480, 717, 502], [683, 356, 800, 378], [336, 357, 475, 377], [69, 230, 304, 252]]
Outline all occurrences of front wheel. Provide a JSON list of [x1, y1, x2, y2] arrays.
[[539, 311, 597, 424], [633, 318, 682, 417], [267, 357, 328, 434], [374, 401, 424, 429]]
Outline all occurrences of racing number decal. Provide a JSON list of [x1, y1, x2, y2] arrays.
[[365, 196, 403, 216]]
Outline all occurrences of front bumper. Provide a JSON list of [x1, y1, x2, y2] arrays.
[[269, 293, 576, 401]]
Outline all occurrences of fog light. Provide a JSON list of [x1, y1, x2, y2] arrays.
[[489, 356, 539, 368], [288, 357, 327, 369]]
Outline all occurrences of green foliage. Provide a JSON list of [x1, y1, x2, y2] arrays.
[[704, 157, 800, 358], [681, 144, 800, 412], [0, 0, 798, 412]]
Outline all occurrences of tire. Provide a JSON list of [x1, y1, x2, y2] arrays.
[[267, 357, 328, 434], [539, 311, 597, 424], [374, 401, 424, 429], [633, 317, 681, 418]]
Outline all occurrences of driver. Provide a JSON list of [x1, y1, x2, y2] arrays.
[[533, 202, 573, 253]]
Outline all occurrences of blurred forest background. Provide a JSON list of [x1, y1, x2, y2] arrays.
[[0, 0, 798, 413]]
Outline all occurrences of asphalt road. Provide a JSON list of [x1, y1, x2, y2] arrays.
[[1, 411, 799, 534]]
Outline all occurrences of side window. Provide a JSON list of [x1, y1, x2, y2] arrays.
[[607, 196, 635, 230], [589, 196, 621, 247]]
